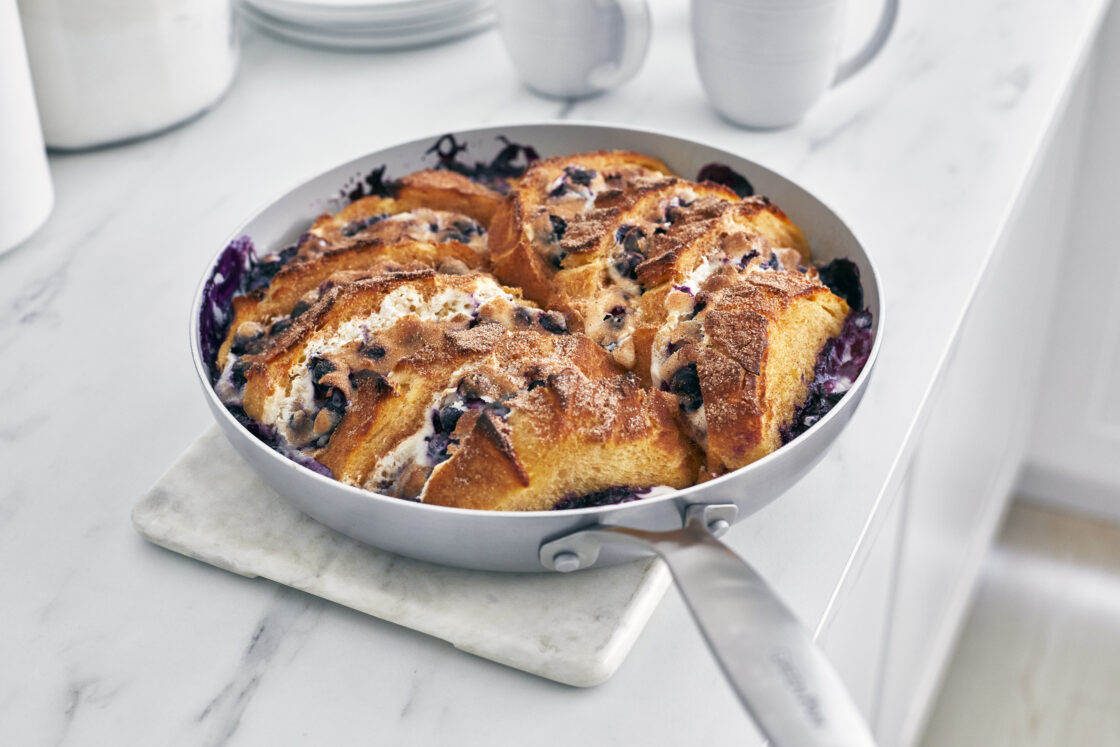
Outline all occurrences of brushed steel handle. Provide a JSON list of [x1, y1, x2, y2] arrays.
[[542, 506, 877, 747]]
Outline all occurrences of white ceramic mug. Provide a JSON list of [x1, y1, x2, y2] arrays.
[[496, 0, 651, 99], [692, 0, 899, 129]]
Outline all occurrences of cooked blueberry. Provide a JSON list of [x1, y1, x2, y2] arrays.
[[766, 253, 780, 270], [231, 360, 250, 388], [616, 224, 645, 254], [696, 163, 755, 198], [665, 204, 684, 223], [564, 166, 596, 186], [550, 251, 567, 270], [291, 299, 312, 318], [614, 250, 643, 279], [738, 250, 759, 268], [437, 403, 464, 432], [230, 329, 264, 355], [324, 388, 347, 414], [692, 292, 710, 316], [549, 214, 567, 242], [487, 402, 511, 418], [818, 258, 863, 310], [527, 379, 546, 391], [603, 305, 627, 329], [426, 432, 453, 464], [549, 183, 568, 198], [513, 307, 534, 326], [341, 221, 362, 237], [553, 485, 643, 510], [669, 363, 703, 412], [446, 218, 478, 242], [456, 372, 492, 401], [539, 311, 568, 334], [310, 357, 335, 384], [269, 318, 292, 335], [360, 342, 386, 359]]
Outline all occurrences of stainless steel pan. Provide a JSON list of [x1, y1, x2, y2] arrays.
[[190, 124, 884, 746]]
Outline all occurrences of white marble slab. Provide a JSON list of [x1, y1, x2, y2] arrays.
[[132, 427, 670, 689]]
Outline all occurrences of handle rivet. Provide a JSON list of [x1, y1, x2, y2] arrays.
[[552, 551, 582, 573], [708, 519, 731, 537]]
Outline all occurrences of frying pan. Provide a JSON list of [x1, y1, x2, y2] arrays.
[[190, 124, 884, 746]]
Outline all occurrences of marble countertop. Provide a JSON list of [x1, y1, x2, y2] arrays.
[[0, 0, 1111, 743]]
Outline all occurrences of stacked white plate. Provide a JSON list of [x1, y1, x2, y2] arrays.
[[240, 0, 495, 51]]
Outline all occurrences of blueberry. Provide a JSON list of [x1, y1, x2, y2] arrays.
[[291, 300, 312, 318], [564, 166, 595, 186], [669, 363, 703, 412], [324, 388, 347, 414], [437, 403, 464, 432], [426, 432, 453, 464], [360, 342, 386, 359], [738, 250, 759, 268], [230, 330, 265, 355], [603, 305, 627, 329], [615, 224, 645, 256], [269, 318, 292, 335], [613, 251, 643, 279], [539, 311, 568, 334], [341, 221, 363, 237], [453, 218, 477, 236], [696, 163, 755, 198], [456, 372, 492, 401], [818, 258, 863, 311], [231, 360, 250, 388], [310, 357, 335, 384], [766, 253, 780, 270], [692, 292, 710, 316], [549, 214, 567, 242], [549, 183, 568, 198], [513, 307, 534, 326]]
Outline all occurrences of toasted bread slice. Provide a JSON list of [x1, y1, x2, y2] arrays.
[[315, 169, 505, 245], [489, 150, 675, 305], [236, 272, 527, 445], [422, 371, 699, 510], [215, 237, 486, 372], [656, 270, 848, 473]]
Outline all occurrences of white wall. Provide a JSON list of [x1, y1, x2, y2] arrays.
[[1021, 0, 1120, 522]]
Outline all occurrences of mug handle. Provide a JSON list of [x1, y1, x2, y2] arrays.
[[834, 0, 899, 86], [588, 0, 652, 90]]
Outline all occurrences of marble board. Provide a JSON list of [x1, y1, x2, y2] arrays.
[[131, 426, 671, 687]]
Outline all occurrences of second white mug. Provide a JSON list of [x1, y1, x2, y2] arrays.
[[496, 0, 652, 100], [692, 0, 899, 129]]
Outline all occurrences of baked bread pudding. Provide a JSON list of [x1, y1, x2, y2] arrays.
[[200, 138, 873, 511]]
